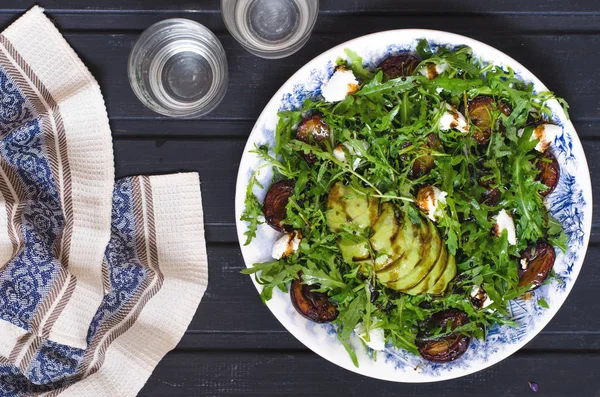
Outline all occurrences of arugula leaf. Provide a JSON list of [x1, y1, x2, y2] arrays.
[[338, 335, 359, 367], [240, 173, 264, 245], [356, 74, 422, 97], [416, 39, 433, 59], [344, 48, 375, 81], [338, 292, 367, 340], [301, 266, 346, 290]]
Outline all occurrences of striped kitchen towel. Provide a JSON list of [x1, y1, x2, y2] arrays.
[[0, 7, 208, 396]]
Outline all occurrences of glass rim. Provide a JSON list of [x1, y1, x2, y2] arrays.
[[127, 18, 229, 118], [221, 0, 319, 59]]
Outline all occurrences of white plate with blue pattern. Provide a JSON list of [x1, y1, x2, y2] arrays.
[[234, 30, 592, 382]]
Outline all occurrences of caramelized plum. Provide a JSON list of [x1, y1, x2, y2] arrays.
[[290, 278, 339, 323], [519, 241, 556, 290], [399, 141, 412, 163], [417, 309, 470, 362], [536, 151, 560, 197], [498, 101, 512, 117], [477, 174, 494, 189], [478, 175, 501, 205], [378, 54, 420, 79], [296, 115, 330, 143], [468, 96, 494, 145], [296, 115, 331, 164], [481, 188, 501, 206], [411, 156, 435, 179], [410, 133, 441, 179], [263, 180, 295, 232]]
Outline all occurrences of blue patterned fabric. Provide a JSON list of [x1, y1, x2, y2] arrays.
[[0, 8, 208, 394], [86, 180, 148, 343], [0, 65, 65, 333], [0, 66, 156, 392], [0, 69, 35, 135], [0, 177, 149, 395]]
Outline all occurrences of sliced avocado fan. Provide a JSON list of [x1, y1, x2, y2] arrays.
[[326, 182, 456, 296]]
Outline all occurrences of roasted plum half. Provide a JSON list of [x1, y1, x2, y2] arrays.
[[478, 175, 501, 206], [409, 133, 441, 179], [481, 188, 501, 206], [296, 115, 331, 164], [468, 96, 494, 145], [262, 179, 295, 232], [417, 309, 471, 362], [498, 101, 512, 117], [536, 151, 560, 197], [519, 241, 556, 290], [467, 96, 512, 145], [290, 278, 339, 323], [378, 54, 420, 79]]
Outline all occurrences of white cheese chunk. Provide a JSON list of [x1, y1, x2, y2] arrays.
[[271, 231, 302, 260], [494, 209, 517, 245], [439, 103, 469, 133], [520, 258, 529, 270], [354, 318, 386, 351], [517, 124, 562, 152], [416, 186, 448, 221], [332, 145, 346, 162], [419, 61, 449, 79], [321, 67, 359, 102]]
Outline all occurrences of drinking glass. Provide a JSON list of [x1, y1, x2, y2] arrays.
[[221, 0, 319, 59], [128, 19, 228, 118]]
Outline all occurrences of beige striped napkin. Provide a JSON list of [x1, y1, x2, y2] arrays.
[[0, 7, 208, 396]]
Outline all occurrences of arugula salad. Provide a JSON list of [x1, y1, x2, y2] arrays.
[[241, 39, 569, 365]]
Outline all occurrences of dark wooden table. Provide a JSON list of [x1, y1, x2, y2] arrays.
[[3, 1, 599, 395]]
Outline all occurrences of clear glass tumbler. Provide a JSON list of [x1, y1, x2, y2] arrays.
[[128, 19, 228, 118], [221, 0, 319, 59]]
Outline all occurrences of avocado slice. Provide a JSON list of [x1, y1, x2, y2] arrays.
[[375, 217, 430, 286], [429, 253, 457, 295], [339, 236, 373, 276], [338, 236, 371, 265], [374, 212, 417, 274], [326, 182, 378, 232], [370, 203, 398, 271], [403, 239, 448, 295], [385, 218, 441, 291]]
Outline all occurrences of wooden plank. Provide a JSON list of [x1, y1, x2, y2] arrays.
[[49, 32, 600, 123], [2, 12, 600, 33], [186, 242, 600, 348], [113, 138, 600, 243], [110, 119, 256, 139], [139, 350, 600, 396], [2, 0, 600, 13], [0, 20, 595, 120], [114, 138, 242, 227], [109, 119, 600, 140], [174, 328, 600, 351]]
